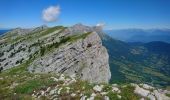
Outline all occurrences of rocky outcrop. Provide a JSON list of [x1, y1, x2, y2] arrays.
[[30, 74, 170, 100], [0, 27, 46, 70], [31, 74, 122, 100], [28, 31, 111, 83], [0, 24, 111, 83], [132, 83, 170, 100]]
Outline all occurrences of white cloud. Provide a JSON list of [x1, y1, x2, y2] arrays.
[[96, 23, 105, 27], [42, 5, 60, 22]]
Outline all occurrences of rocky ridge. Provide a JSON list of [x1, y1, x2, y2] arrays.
[[0, 24, 111, 83]]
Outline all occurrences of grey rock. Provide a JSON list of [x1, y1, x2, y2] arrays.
[[133, 84, 170, 100], [134, 84, 150, 97], [1, 24, 111, 83], [28, 31, 111, 83]]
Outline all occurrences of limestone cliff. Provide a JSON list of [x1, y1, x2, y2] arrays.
[[0, 24, 111, 83], [28, 24, 111, 83]]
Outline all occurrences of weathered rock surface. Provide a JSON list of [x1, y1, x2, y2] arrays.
[[29, 74, 170, 100], [0, 24, 111, 83], [28, 31, 111, 83], [132, 83, 170, 100], [0, 27, 45, 70]]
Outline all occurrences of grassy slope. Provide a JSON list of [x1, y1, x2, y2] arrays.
[[0, 28, 94, 99], [0, 59, 140, 100]]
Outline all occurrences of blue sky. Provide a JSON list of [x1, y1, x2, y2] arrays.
[[0, 0, 170, 29]]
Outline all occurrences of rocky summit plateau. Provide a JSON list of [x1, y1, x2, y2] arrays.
[[0, 24, 170, 100]]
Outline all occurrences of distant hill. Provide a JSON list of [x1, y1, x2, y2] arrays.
[[100, 33, 170, 87], [105, 29, 170, 43]]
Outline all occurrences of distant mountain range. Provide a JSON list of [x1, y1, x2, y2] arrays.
[[100, 33, 170, 87], [105, 29, 170, 43], [0, 30, 10, 35]]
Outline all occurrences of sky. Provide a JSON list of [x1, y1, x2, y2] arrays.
[[0, 0, 170, 29]]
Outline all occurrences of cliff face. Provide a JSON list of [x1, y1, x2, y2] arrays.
[[28, 24, 111, 83], [0, 24, 111, 83]]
